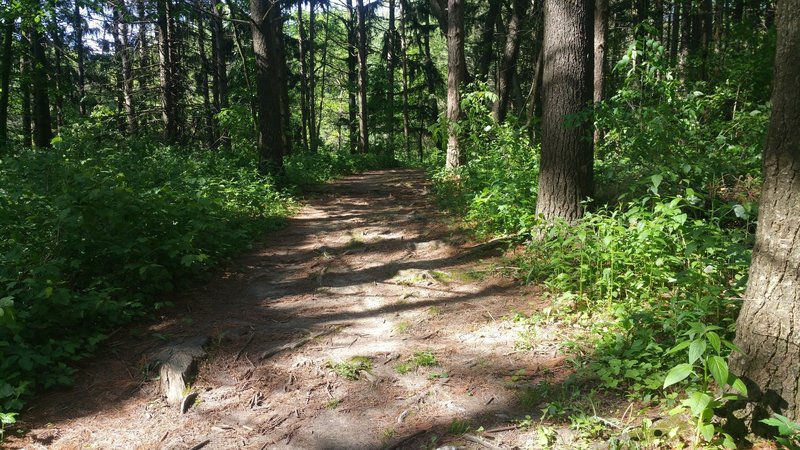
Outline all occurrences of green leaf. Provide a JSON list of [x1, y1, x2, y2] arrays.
[[706, 331, 721, 354], [684, 391, 712, 416], [666, 340, 691, 355], [707, 356, 729, 387], [688, 339, 706, 364], [663, 363, 693, 388], [731, 377, 748, 396], [700, 423, 715, 441]]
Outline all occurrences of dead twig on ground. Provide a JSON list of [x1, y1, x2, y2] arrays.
[[463, 433, 506, 450], [259, 327, 341, 361], [234, 333, 255, 361]]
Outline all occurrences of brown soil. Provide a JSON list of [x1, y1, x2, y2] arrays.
[[5, 169, 583, 450]]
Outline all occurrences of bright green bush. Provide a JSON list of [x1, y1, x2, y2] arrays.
[[0, 138, 293, 412]]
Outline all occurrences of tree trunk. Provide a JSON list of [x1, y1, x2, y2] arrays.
[[0, 18, 13, 146], [21, 52, 32, 147], [346, 0, 358, 153], [75, 0, 87, 117], [670, 0, 681, 65], [475, 0, 501, 81], [114, 1, 137, 134], [356, 0, 369, 153], [30, 25, 52, 148], [251, 0, 287, 174], [445, 0, 466, 169], [51, 27, 64, 132], [298, 1, 310, 152], [386, 0, 396, 157], [211, 0, 230, 148], [399, 0, 411, 157], [730, 0, 800, 423], [308, 1, 318, 153], [158, 0, 179, 143], [535, 0, 594, 222], [196, 11, 216, 147], [593, 0, 607, 144], [493, 0, 528, 122]]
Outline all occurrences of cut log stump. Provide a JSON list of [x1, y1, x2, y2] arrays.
[[148, 336, 209, 407]]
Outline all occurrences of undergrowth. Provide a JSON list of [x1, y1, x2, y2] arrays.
[[427, 36, 769, 448]]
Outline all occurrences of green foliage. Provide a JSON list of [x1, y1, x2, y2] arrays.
[[662, 322, 746, 448], [429, 85, 538, 236], [412, 350, 438, 367], [329, 356, 373, 380], [761, 414, 800, 449], [0, 137, 293, 413], [0, 411, 16, 442], [448, 418, 471, 435], [284, 148, 398, 187]]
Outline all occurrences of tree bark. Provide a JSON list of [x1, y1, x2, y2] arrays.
[[251, 0, 287, 173], [346, 0, 358, 153], [386, 0, 396, 157], [475, 0, 501, 81], [75, 0, 87, 117], [399, 0, 411, 157], [593, 0, 607, 144], [114, 1, 137, 134], [211, 0, 230, 148], [30, 25, 52, 148], [196, 10, 215, 147], [0, 18, 13, 146], [730, 0, 800, 423], [21, 51, 32, 147], [51, 27, 65, 132], [356, 0, 369, 153], [535, 0, 594, 222], [308, 0, 318, 153], [298, 1, 310, 152], [445, 0, 466, 169], [493, 0, 528, 122], [157, 0, 179, 143]]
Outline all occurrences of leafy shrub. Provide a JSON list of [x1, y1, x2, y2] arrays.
[[0, 138, 292, 412]]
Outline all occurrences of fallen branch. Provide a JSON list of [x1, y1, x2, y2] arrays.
[[463, 433, 506, 450], [234, 333, 255, 361]]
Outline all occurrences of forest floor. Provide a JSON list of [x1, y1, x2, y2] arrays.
[[5, 169, 630, 450]]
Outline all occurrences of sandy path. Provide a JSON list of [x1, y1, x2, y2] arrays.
[[7, 169, 566, 450]]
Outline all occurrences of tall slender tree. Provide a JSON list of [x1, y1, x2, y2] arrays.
[[356, 0, 369, 153], [493, 0, 528, 122], [444, 0, 465, 168], [30, 24, 53, 148], [0, 17, 13, 146]]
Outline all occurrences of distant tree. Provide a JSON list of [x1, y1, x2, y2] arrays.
[[0, 16, 13, 146], [30, 23, 52, 148], [730, 0, 800, 422], [535, 0, 593, 222], [356, 0, 369, 153]]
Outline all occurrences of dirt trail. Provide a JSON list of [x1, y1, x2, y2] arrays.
[[7, 169, 569, 450]]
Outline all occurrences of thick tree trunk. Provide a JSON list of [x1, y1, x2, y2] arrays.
[[30, 25, 52, 148], [730, 0, 800, 423], [356, 0, 369, 153], [0, 19, 13, 146], [535, 0, 594, 222], [593, 0, 607, 144], [493, 0, 527, 122], [251, 0, 287, 173], [444, 0, 466, 169]]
